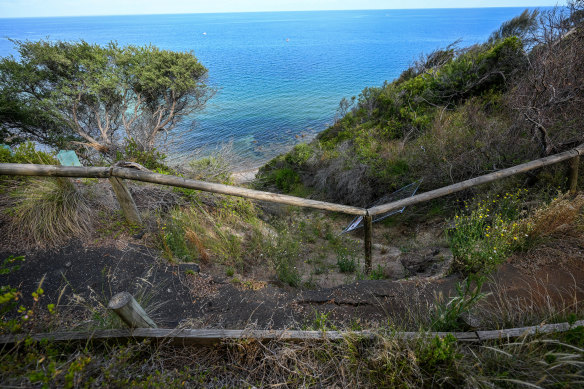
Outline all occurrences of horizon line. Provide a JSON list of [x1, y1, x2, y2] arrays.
[[0, 5, 553, 20]]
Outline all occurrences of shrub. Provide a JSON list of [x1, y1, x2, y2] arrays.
[[285, 143, 313, 166], [0, 256, 25, 333], [160, 216, 193, 262], [448, 190, 528, 274], [186, 155, 232, 184], [116, 138, 168, 171], [417, 334, 461, 371], [0, 255, 61, 335], [271, 167, 301, 192], [274, 256, 301, 287], [0, 141, 58, 165], [267, 227, 301, 287], [430, 276, 488, 331], [368, 265, 385, 280]]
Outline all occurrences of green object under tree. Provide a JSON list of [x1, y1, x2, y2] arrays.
[[56, 150, 82, 167]]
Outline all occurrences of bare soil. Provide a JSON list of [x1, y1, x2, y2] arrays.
[[2, 226, 583, 330]]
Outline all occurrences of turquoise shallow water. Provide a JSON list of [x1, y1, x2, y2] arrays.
[[0, 8, 544, 167]]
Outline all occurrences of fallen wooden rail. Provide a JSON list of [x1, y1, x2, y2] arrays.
[[0, 143, 582, 273], [0, 320, 582, 346]]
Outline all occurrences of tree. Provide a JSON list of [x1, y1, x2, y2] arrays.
[[0, 40, 213, 159], [488, 9, 539, 45], [334, 96, 355, 123], [508, 6, 584, 156]]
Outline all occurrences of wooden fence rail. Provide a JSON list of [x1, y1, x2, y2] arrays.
[[368, 145, 584, 216], [0, 163, 366, 215], [1, 320, 582, 346], [0, 143, 582, 272], [111, 167, 366, 215]]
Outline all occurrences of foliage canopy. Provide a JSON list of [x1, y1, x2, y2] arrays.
[[0, 40, 213, 158]]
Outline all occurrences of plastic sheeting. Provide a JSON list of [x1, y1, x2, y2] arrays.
[[342, 180, 422, 233], [56, 150, 82, 166]]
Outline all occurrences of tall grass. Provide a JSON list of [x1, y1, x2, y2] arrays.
[[4, 178, 93, 247], [159, 197, 268, 268], [1, 328, 582, 387], [480, 274, 584, 330]]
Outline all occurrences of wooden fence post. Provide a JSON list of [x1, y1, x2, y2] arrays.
[[364, 214, 373, 274], [108, 176, 142, 225], [569, 155, 580, 195], [108, 292, 157, 329]]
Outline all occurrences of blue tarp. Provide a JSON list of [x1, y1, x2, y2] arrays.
[[56, 150, 82, 166]]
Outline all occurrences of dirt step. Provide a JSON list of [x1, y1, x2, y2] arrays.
[[373, 247, 453, 280]]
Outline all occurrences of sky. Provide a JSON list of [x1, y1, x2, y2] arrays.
[[0, 0, 563, 18]]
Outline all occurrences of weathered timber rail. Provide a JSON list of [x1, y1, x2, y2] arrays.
[[0, 143, 582, 272], [111, 167, 366, 215], [1, 320, 582, 346], [0, 163, 365, 215], [368, 145, 584, 216]]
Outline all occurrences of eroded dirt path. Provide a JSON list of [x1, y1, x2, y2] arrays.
[[2, 236, 583, 330]]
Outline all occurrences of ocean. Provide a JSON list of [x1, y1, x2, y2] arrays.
[[0, 8, 544, 167]]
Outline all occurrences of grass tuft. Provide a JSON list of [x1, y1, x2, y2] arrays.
[[4, 178, 93, 248]]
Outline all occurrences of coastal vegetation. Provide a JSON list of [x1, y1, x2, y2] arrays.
[[253, 2, 584, 281], [1, 3, 584, 387], [258, 6, 584, 206], [0, 40, 213, 160]]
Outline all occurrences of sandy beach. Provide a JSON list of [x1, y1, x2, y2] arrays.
[[231, 168, 259, 184]]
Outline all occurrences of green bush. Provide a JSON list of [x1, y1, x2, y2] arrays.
[[0, 255, 58, 335], [448, 190, 528, 274], [187, 155, 232, 184], [117, 138, 168, 171], [256, 143, 314, 194], [368, 265, 385, 280], [274, 257, 301, 287], [0, 256, 25, 331], [160, 217, 192, 262], [430, 276, 487, 331], [417, 334, 461, 371], [0, 142, 58, 165], [285, 143, 313, 166], [266, 225, 302, 287], [271, 168, 301, 192]]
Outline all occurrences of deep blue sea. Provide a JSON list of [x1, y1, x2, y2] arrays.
[[0, 8, 545, 167]]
